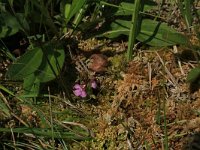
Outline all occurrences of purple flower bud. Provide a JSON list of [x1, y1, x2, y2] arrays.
[[73, 84, 87, 98], [91, 80, 97, 89]]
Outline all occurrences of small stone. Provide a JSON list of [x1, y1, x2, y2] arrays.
[[88, 54, 108, 73]]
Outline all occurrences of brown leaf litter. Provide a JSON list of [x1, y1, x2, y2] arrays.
[[80, 47, 200, 150]]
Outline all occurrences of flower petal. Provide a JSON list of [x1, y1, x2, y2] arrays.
[[73, 89, 81, 96], [74, 84, 81, 90], [91, 80, 97, 89], [80, 90, 87, 98]]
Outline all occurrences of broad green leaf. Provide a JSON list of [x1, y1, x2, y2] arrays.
[[6, 48, 43, 80], [187, 67, 200, 83], [99, 19, 188, 46], [23, 74, 40, 95], [0, 12, 21, 38], [163, 32, 190, 46], [137, 31, 174, 46], [35, 46, 65, 82], [138, 19, 189, 46], [100, 20, 129, 38], [115, 1, 157, 16]]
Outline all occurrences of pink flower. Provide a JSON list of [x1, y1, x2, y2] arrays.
[[91, 80, 97, 89], [73, 84, 87, 98]]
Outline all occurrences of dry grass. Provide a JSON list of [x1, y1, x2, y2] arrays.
[[79, 45, 200, 150]]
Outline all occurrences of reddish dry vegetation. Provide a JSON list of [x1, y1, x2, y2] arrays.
[[81, 47, 200, 149]]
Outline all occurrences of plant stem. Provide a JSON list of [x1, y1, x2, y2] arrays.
[[163, 97, 169, 150], [127, 0, 144, 61]]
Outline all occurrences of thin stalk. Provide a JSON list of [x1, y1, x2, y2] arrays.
[[156, 90, 162, 125], [10, 127, 16, 150], [163, 97, 169, 150], [90, 3, 101, 21], [48, 87, 55, 150], [184, 0, 192, 31], [127, 0, 144, 61], [177, 0, 193, 32]]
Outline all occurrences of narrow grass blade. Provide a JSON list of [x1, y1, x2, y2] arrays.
[[178, 0, 193, 32], [163, 98, 169, 150], [0, 127, 90, 140]]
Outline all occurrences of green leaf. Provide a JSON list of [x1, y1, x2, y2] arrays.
[[0, 127, 90, 140], [115, 1, 157, 16], [64, 3, 71, 19], [162, 32, 190, 46], [35, 46, 65, 82], [0, 84, 15, 96], [23, 74, 40, 95], [187, 67, 200, 83], [99, 20, 129, 38], [178, 0, 193, 30], [63, 0, 86, 23], [99, 19, 188, 46], [16, 13, 30, 32], [0, 98, 11, 118], [137, 19, 182, 46], [184, 0, 193, 28], [6, 48, 43, 80], [0, 12, 21, 38], [8, 0, 14, 7]]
